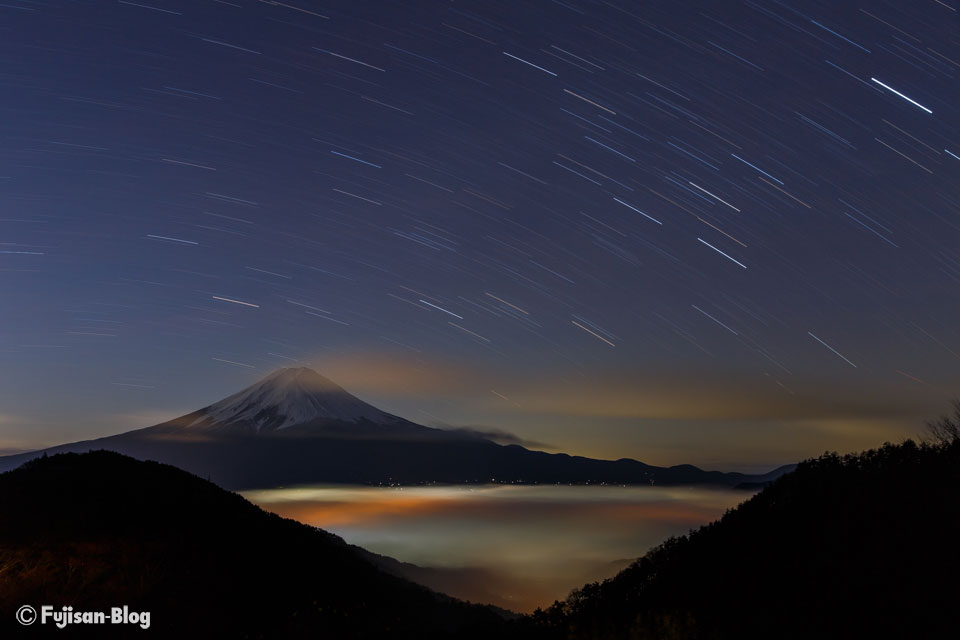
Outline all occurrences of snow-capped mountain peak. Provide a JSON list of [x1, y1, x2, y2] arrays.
[[192, 367, 401, 433]]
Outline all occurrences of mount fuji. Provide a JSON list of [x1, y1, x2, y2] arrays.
[[150, 367, 431, 436], [0, 368, 791, 489], [188, 367, 405, 431]]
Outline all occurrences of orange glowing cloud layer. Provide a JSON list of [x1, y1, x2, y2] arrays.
[[254, 493, 732, 529], [260, 496, 455, 527]]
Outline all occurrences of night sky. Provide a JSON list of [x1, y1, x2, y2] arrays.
[[1, 0, 958, 471]]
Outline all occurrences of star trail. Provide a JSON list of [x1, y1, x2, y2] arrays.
[[0, 0, 958, 469]]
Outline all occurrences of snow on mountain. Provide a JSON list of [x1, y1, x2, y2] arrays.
[[190, 367, 404, 433]]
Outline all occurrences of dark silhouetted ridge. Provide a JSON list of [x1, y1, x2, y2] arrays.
[[0, 451, 514, 639], [529, 439, 960, 639]]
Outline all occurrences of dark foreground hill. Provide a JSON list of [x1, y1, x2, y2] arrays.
[[530, 437, 960, 639], [0, 451, 514, 639]]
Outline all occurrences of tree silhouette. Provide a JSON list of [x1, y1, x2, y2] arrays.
[[926, 399, 960, 445]]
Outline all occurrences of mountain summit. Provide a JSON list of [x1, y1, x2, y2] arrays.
[[187, 367, 404, 433]]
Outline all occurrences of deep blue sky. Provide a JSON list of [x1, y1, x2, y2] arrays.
[[1, 0, 958, 470]]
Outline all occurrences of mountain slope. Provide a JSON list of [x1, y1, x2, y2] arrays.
[[0, 368, 789, 489], [0, 451, 514, 639], [531, 438, 960, 639], [175, 367, 413, 434]]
